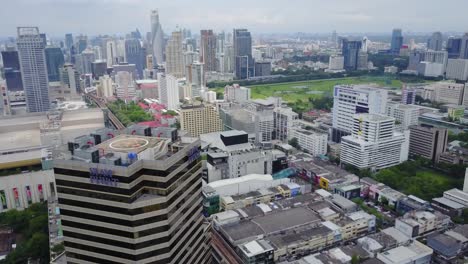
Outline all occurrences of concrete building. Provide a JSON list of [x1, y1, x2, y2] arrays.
[[179, 103, 223, 137], [59, 64, 81, 99], [114, 71, 136, 100], [409, 125, 448, 163], [432, 82, 465, 105], [327, 55, 345, 72], [332, 85, 388, 142], [201, 131, 274, 181], [446, 58, 468, 81], [386, 102, 419, 130], [428, 31, 443, 51], [274, 106, 299, 142], [376, 240, 433, 264], [55, 131, 209, 263], [401, 85, 417, 104], [17, 27, 50, 112], [254, 61, 271, 77], [290, 128, 327, 156], [200, 30, 217, 72], [417, 61, 445, 77], [186, 61, 204, 97], [157, 73, 179, 110], [340, 114, 409, 170], [97, 75, 114, 98], [224, 84, 250, 103], [165, 31, 184, 78]]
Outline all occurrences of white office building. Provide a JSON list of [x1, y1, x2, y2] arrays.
[[326, 55, 345, 72], [158, 73, 180, 110], [115, 71, 136, 100], [224, 84, 251, 103], [386, 102, 420, 130], [274, 106, 299, 142], [332, 85, 388, 142], [97, 75, 114, 98], [446, 59, 468, 81], [432, 82, 465, 105], [340, 114, 409, 170], [291, 128, 327, 156]]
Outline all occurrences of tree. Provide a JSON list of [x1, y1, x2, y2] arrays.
[[288, 137, 299, 149], [351, 254, 360, 264]]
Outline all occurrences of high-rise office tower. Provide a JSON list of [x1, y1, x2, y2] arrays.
[[17, 27, 50, 112], [65, 33, 74, 50], [78, 48, 95, 74], [125, 39, 145, 79], [390, 28, 403, 55], [60, 64, 81, 95], [331, 30, 338, 48], [340, 114, 409, 170], [200, 30, 217, 72], [409, 125, 448, 163], [332, 85, 388, 142], [158, 73, 180, 110], [186, 62, 204, 97], [428, 31, 443, 51], [54, 130, 209, 264], [76, 35, 88, 54], [45, 46, 65, 82], [233, 29, 254, 79], [91, 60, 107, 80], [447, 37, 462, 58], [459, 33, 468, 59], [150, 9, 164, 65], [106, 40, 117, 68], [341, 39, 362, 70], [165, 31, 184, 78], [1, 49, 23, 92]]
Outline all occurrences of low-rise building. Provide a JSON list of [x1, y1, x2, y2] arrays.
[[376, 240, 433, 264], [290, 128, 327, 156]]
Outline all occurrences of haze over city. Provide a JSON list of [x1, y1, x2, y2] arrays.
[[1, 0, 468, 36]]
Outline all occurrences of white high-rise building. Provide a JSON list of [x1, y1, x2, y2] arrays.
[[150, 10, 164, 65], [97, 75, 114, 98], [158, 73, 179, 110], [274, 106, 299, 142], [327, 55, 345, 72], [446, 59, 468, 81], [188, 62, 204, 97], [17, 27, 50, 113], [386, 102, 420, 130], [165, 31, 184, 78], [224, 84, 251, 103], [291, 128, 327, 156], [115, 71, 136, 100], [432, 82, 465, 105], [332, 85, 388, 142], [340, 114, 409, 170], [106, 40, 117, 68]]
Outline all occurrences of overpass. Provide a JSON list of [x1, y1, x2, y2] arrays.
[[84, 93, 126, 130]]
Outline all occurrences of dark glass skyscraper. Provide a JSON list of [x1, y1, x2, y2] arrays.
[[65, 33, 73, 50], [390, 28, 403, 55], [1, 50, 23, 92], [447, 37, 462, 58], [17, 27, 50, 112], [428, 31, 443, 51], [45, 47, 65, 82], [91, 61, 107, 80], [233, 29, 254, 79], [459, 33, 468, 59], [342, 39, 362, 70], [124, 39, 145, 79]]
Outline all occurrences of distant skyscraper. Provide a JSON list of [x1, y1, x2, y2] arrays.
[[1, 50, 23, 91], [390, 28, 403, 55], [91, 60, 107, 80], [17, 27, 50, 112], [341, 39, 362, 70], [76, 35, 88, 54], [428, 32, 443, 51], [65, 33, 73, 50], [60, 63, 81, 95], [447, 37, 462, 58], [331, 30, 338, 48], [165, 31, 184, 78], [233, 29, 254, 79], [124, 38, 145, 79], [106, 40, 117, 68], [45, 47, 65, 82], [459, 33, 468, 59], [79, 48, 95, 74], [150, 9, 164, 64], [200, 30, 217, 72]]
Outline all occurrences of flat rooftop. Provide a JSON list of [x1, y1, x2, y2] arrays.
[[95, 134, 167, 154], [0, 130, 42, 150]]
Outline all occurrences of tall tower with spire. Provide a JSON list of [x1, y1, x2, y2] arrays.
[[150, 9, 164, 65]]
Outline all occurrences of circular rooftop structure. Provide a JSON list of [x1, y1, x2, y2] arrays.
[[109, 137, 149, 151]]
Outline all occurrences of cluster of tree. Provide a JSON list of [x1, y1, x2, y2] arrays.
[[374, 159, 463, 201], [368, 54, 409, 72], [287, 54, 331, 63], [309, 96, 333, 111], [107, 100, 153, 126], [0, 203, 50, 264]]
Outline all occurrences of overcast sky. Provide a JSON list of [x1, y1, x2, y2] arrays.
[[1, 0, 467, 37]]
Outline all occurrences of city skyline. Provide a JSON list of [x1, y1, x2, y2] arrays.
[[1, 0, 468, 37]]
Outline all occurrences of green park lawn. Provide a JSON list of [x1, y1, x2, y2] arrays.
[[213, 76, 402, 104]]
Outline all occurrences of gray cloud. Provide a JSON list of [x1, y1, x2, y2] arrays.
[[0, 0, 467, 37]]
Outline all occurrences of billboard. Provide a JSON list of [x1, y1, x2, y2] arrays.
[[38, 184, 44, 202], [0, 190, 7, 210], [25, 186, 32, 204], [13, 188, 20, 208]]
